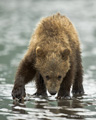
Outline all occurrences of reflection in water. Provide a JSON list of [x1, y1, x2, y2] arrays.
[[11, 92, 96, 119], [57, 99, 84, 119], [12, 101, 28, 115], [11, 95, 87, 119]]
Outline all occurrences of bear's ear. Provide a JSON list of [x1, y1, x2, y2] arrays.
[[61, 48, 70, 60], [36, 46, 46, 59]]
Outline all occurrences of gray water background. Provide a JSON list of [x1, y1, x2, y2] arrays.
[[0, 0, 96, 120]]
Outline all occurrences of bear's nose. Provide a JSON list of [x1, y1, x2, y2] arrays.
[[49, 91, 57, 95]]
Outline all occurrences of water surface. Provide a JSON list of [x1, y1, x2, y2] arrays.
[[0, 0, 96, 120]]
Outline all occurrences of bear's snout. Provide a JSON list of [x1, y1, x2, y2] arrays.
[[49, 91, 57, 95]]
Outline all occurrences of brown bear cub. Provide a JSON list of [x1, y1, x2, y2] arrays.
[[12, 13, 84, 100]]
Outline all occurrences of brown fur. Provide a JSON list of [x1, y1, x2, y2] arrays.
[[12, 13, 84, 100]]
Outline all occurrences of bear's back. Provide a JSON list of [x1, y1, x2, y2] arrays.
[[30, 13, 79, 45], [29, 13, 80, 55]]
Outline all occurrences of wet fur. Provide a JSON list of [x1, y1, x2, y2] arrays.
[[12, 13, 84, 100]]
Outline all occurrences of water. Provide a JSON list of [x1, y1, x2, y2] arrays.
[[0, 0, 96, 119]]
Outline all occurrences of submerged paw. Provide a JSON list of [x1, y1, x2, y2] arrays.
[[12, 86, 26, 100]]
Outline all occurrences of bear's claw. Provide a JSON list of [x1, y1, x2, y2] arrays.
[[72, 91, 84, 96], [33, 92, 47, 97], [56, 96, 71, 100]]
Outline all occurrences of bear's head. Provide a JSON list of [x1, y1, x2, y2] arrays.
[[35, 46, 71, 95]]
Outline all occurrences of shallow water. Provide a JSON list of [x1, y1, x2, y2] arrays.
[[0, 0, 96, 120]]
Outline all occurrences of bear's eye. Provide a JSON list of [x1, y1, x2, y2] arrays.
[[58, 76, 62, 80], [46, 75, 50, 80]]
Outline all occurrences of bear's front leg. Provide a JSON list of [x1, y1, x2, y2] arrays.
[[57, 80, 71, 99], [12, 56, 36, 101], [57, 67, 75, 99], [72, 50, 84, 95], [34, 73, 47, 96]]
